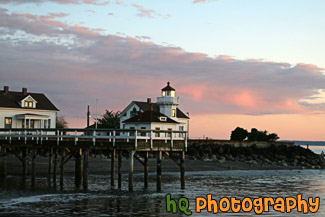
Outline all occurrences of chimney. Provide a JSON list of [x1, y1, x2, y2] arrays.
[[4, 86, 9, 94], [22, 87, 27, 95], [147, 98, 151, 104]]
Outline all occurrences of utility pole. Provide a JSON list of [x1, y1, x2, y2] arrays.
[[186, 112, 190, 140], [87, 105, 90, 127], [95, 98, 98, 129]]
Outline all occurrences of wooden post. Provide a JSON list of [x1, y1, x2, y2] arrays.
[[75, 149, 83, 188], [60, 149, 66, 190], [180, 151, 185, 189], [144, 151, 149, 189], [157, 151, 162, 191], [118, 150, 122, 189], [0, 146, 7, 179], [48, 147, 53, 174], [53, 148, 58, 188], [22, 147, 28, 177], [111, 149, 115, 187], [31, 147, 36, 187], [129, 150, 134, 192], [83, 149, 89, 190]]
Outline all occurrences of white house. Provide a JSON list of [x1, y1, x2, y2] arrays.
[[0, 86, 59, 129], [119, 82, 189, 137]]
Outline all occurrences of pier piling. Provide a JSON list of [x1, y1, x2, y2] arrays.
[[83, 149, 89, 190], [75, 149, 82, 188], [0, 146, 7, 179], [118, 150, 122, 189], [111, 149, 115, 187], [60, 149, 65, 190], [53, 148, 58, 188], [180, 151, 185, 189], [129, 150, 134, 192], [144, 151, 148, 189], [31, 147, 36, 187], [48, 147, 53, 174], [157, 151, 162, 191], [22, 147, 28, 176]]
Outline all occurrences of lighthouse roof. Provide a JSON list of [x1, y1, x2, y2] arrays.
[[161, 82, 175, 91]]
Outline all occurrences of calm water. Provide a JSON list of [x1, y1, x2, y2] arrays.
[[0, 169, 325, 216]]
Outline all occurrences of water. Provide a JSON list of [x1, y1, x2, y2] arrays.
[[0, 169, 325, 216]]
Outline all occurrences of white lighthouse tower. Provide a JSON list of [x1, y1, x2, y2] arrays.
[[157, 82, 180, 120]]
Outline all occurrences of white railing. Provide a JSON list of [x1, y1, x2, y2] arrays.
[[157, 96, 180, 104], [0, 128, 188, 149]]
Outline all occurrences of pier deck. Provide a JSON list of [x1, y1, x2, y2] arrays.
[[0, 128, 187, 191]]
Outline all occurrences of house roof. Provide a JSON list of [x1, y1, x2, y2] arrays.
[[162, 82, 175, 91], [0, 89, 59, 111], [133, 101, 189, 119], [123, 110, 179, 124]]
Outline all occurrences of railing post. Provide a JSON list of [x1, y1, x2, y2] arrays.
[[40, 130, 43, 144], [36, 130, 38, 144], [185, 132, 188, 151], [113, 130, 116, 147], [170, 131, 173, 149], [150, 130, 153, 149], [9, 130, 11, 144], [24, 129, 27, 145], [75, 130, 78, 146], [93, 130, 96, 146], [134, 130, 137, 149], [56, 130, 59, 145]]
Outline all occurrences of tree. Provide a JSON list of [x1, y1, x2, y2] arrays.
[[97, 110, 120, 128], [247, 128, 279, 141], [56, 116, 68, 129], [230, 127, 248, 141]]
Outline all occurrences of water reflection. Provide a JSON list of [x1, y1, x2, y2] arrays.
[[0, 170, 324, 216]]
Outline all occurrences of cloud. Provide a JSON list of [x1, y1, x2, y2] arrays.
[[0, 0, 109, 5], [1, 9, 325, 128], [192, 0, 216, 4], [132, 3, 171, 19]]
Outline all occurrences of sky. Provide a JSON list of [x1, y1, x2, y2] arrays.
[[0, 0, 324, 140]]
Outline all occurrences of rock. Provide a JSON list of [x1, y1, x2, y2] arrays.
[[218, 156, 226, 163]]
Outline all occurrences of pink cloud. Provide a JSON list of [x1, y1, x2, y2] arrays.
[[132, 3, 171, 19], [0, 8, 324, 131], [0, 0, 109, 5], [193, 0, 216, 4]]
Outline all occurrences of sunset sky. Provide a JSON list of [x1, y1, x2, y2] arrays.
[[1, 0, 324, 140]]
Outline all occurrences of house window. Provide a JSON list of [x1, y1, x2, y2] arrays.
[[140, 127, 146, 137], [24, 101, 33, 108], [179, 126, 184, 138], [44, 119, 47, 128], [172, 109, 176, 117], [48, 119, 51, 128], [5, 117, 12, 129], [31, 120, 35, 129], [155, 127, 160, 137], [130, 127, 135, 136], [167, 128, 172, 137], [130, 108, 137, 117]]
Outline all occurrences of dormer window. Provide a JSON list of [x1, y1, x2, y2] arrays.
[[21, 95, 37, 108], [24, 101, 33, 108], [130, 107, 138, 117]]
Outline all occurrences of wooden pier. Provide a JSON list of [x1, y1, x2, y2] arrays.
[[0, 128, 187, 191]]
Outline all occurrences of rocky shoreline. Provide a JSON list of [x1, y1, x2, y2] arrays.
[[187, 143, 325, 169]]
